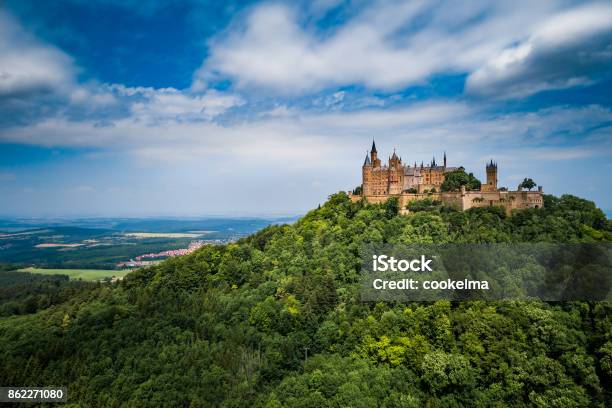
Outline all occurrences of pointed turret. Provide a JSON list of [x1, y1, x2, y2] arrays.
[[369, 140, 379, 167], [389, 148, 401, 170], [363, 152, 371, 166], [484, 159, 498, 191]]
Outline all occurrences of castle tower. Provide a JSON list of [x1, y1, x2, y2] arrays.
[[388, 149, 404, 194], [363, 152, 371, 167], [389, 149, 401, 168], [370, 140, 381, 168], [362, 152, 372, 196], [483, 160, 498, 192]]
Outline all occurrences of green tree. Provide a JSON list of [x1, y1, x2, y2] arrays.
[[440, 170, 481, 192], [520, 178, 537, 191]]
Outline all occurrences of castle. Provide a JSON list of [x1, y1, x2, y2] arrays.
[[350, 141, 544, 213]]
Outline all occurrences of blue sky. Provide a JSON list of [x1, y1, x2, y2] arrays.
[[0, 0, 611, 217]]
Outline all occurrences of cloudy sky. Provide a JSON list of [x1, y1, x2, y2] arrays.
[[0, 0, 611, 217]]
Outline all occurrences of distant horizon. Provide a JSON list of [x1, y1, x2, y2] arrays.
[[0, 198, 609, 221], [0, 186, 611, 220], [0, 213, 303, 222]]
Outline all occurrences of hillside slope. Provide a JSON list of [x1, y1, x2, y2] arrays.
[[0, 193, 611, 407]]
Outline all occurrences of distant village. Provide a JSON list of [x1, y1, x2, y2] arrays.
[[116, 239, 233, 268]]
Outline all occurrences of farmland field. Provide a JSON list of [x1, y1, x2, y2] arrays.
[[16, 267, 132, 281], [0, 217, 296, 269]]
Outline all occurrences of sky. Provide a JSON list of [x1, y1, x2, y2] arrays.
[[0, 0, 611, 217]]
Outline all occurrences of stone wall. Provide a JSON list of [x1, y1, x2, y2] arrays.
[[349, 189, 544, 214]]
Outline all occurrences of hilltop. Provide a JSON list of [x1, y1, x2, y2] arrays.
[[0, 193, 610, 407]]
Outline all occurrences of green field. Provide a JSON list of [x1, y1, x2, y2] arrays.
[[16, 267, 133, 281]]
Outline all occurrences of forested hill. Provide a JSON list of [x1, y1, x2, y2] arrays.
[[0, 193, 611, 407]]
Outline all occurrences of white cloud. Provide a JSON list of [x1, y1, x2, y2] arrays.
[[0, 7, 608, 169], [112, 86, 244, 123], [2, 96, 611, 215], [0, 11, 243, 126], [194, 1, 580, 94], [70, 87, 118, 107], [0, 11, 77, 99], [535, 3, 612, 47], [191, 1, 612, 99], [2, 100, 610, 170], [467, 3, 612, 98]]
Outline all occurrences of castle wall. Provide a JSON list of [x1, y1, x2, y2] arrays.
[[421, 168, 445, 188], [403, 173, 422, 190], [350, 189, 544, 214], [363, 168, 391, 196]]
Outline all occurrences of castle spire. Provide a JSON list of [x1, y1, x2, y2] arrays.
[[444, 151, 447, 167], [370, 140, 379, 167], [363, 152, 371, 166]]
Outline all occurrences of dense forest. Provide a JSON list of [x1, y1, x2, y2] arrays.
[[0, 271, 97, 317], [0, 193, 610, 407]]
